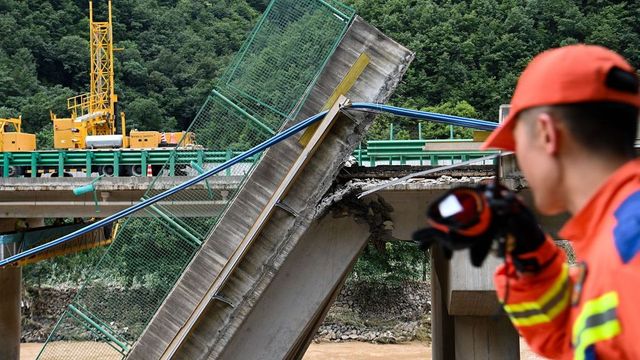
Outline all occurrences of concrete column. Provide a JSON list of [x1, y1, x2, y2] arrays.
[[0, 218, 44, 360], [431, 247, 455, 360], [454, 316, 519, 359], [430, 246, 520, 360], [0, 266, 21, 360]]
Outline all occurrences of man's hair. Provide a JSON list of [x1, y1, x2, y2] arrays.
[[550, 102, 638, 159]]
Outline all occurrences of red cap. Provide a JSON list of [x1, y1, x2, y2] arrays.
[[482, 45, 640, 150]]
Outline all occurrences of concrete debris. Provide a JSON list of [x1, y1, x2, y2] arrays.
[[316, 173, 494, 251], [329, 193, 400, 251], [317, 174, 494, 218]]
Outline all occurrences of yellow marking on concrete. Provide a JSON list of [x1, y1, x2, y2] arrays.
[[473, 130, 491, 142], [299, 52, 370, 146]]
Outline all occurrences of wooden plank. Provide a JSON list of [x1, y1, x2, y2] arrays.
[[298, 53, 370, 146], [159, 97, 350, 359]]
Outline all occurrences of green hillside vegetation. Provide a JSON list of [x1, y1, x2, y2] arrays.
[[2, 0, 639, 144]]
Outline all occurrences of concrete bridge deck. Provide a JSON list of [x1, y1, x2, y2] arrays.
[[0, 166, 495, 218], [0, 177, 242, 218]]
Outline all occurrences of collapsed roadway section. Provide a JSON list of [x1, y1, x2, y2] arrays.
[[127, 17, 414, 360]]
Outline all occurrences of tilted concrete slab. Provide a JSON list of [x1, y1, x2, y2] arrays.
[[218, 215, 370, 359], [127, 16, 414, 360]]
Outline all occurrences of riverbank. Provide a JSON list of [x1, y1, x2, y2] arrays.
[[21, 340, 546, 359]]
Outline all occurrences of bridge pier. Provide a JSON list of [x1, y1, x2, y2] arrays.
[[0, 266, 21, 360], [0, 218, 44, 360], [430, 246, 519, 360]]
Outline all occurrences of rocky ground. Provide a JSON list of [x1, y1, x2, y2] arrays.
[[21, 281, 431, 344], [315, 281, 430, 344]]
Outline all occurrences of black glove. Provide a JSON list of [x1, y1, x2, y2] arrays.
[[413, 184, 547, 271], [490, 189, 547, 272]]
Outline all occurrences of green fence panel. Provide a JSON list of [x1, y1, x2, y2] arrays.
[[37, 0, 355, 358]]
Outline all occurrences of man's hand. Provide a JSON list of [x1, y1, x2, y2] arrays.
[[492, 190, 547, 272]]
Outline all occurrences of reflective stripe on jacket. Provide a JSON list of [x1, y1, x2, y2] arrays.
[[495, 159, 640, 359]]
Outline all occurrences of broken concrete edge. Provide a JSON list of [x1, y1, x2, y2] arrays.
[[316, 174, 496, 219]]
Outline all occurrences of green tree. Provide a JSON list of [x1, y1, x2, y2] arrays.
[[125, 98, 176, 132]]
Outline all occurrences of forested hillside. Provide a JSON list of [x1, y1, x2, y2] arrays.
[[0, 0, 260, 141], [1, 0, 638, 144]]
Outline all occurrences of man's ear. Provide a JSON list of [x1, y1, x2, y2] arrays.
[[535, 112, 560, 155]]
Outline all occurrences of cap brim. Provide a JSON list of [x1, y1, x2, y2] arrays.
[[481, 112, 517, 151]]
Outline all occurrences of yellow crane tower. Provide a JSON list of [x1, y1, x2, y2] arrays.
[[51, 0, 194, 150], [51, 0, 127, 149]]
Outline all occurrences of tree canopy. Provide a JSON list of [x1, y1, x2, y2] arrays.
[[2, 0, 638, 142]]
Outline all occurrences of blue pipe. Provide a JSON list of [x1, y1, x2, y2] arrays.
[[349, 103, 498, 131], [0, 103, 497, 267]]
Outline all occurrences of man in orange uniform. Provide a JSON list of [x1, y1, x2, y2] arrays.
[[482, 45, 640, 358]]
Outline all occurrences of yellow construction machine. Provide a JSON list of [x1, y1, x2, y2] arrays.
[[50, 0, 194, 150], [0, 116, 36, 152]]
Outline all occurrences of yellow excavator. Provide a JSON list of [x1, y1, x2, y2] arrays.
[[49, 0, 194, 150]]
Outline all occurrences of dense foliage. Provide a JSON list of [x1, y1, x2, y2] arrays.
[[7, 0, 638, 283], [3, 0, 639, 139], [0, 0, 259, 137]]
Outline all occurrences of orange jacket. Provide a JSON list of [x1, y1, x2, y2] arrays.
[[494, 159, 640, 359]]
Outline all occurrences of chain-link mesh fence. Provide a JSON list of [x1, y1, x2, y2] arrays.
[[37, 0, 354, 358]]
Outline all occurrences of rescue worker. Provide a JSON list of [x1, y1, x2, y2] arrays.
[[415, 44, 640, 358]]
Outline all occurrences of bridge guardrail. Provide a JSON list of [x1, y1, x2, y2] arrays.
[[0, 142, 497, 178]]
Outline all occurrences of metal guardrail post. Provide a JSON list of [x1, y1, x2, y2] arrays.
[[57, 151, 65, 176], [113, 151, 120, 177], [169, 152, 176, 176], [141, 151, 148, 176], [225, 149, 232, 176], [85, 152, 93, 176], [30, 152, 38, 177], [196, 149, 204, 167]]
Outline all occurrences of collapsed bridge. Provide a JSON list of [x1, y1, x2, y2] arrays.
[[0, 1, 534, 359]]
